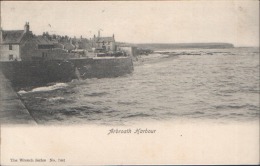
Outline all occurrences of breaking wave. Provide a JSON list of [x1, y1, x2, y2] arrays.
[[18, 83, 68, 94]]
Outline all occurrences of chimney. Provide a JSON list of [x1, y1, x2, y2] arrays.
[[24, 22, 30, 33], [113, 34, 115, 39], [98, 30, 100, 38]]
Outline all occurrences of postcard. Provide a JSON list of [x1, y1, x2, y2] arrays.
[[0, 0, 259, 165]]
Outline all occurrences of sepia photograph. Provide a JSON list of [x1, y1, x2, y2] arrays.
[[0, 0, 259, 165]]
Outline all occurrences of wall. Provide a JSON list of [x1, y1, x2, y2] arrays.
[[97, 41, 116, 52], [20, 39, 56, 61], [105, 41, 116, 51], [0, 57, 134, 87], [30, 49, 76, 60], [118, 46, 137, 57], [0, 44, 21, 61], [71, 57, 134, 79], [0, 60, 76, 87], [110, 42, 116, 51]]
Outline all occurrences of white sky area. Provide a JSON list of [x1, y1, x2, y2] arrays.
[[1, 1, 259, 46]]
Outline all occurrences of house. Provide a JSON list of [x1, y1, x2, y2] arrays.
[[74, 37, 92, 51], [0, 22, 75, 61], [20, 36, 56, 60], [61, 40, 75, 52], [0, 22, 73, 61], [91, 31, 116, 52], [0, 22, 33, 61]]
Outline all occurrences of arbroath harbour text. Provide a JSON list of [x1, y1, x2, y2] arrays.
[[107, 128, 157, 135]]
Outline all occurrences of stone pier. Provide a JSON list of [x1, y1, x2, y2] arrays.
[[0, 71, 36, 125]]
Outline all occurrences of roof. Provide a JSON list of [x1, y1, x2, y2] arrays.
[[96, 37, 115, 43], [77, 39, 92, 50], [53, 43, 64, 49], [33, 37, 53, 45], [62, 42, 75, 51], [1, 30, 25, 44]]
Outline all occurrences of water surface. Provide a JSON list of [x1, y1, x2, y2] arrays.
[[19, 47, 259, 125]]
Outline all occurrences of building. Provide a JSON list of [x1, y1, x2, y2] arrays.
[[91, 31, 116, 52], [118, 46, 138, 57], [0, 22, 56, 61], [20, 36, 56, 60], [74, 37, 92, 51], [0, 22, 71, 61], [60, 40, 75, 52], [0, 22, 33, 61]]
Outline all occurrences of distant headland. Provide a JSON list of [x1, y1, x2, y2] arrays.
[[118, 43, 234, 50]]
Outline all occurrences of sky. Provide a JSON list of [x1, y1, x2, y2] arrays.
[[1, 1, 259, 47]]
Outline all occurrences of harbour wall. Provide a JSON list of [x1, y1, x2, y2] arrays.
[[0, 57, 134, 88], [71, 57, 134, 79], [0, 71, 37, 125], [0, 60, 76, 87]]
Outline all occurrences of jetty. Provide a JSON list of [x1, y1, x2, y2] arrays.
[[0, 71, 37, 125]]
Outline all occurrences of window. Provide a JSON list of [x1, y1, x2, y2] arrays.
[[9, 44, 12, 50], [9, 55, 13, 60], [42, 52, 48, 58]]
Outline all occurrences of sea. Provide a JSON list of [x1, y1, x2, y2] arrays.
[[18, 47, 259, 125]]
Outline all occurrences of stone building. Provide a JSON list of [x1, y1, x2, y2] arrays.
[[0, 22, 68, 61], [20, 36, 56, 60], [91, 32, 116, 52], [0, 22, 33, 61]]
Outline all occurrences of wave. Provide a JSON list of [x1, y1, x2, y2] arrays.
[[18, 90, 27, 94], [117, 101, 139, 105], [18, 83, 68, 94], [122, 113, 152, 119], [47, 97, 65, 102], [84, 92, 109, 97], [214, 104, 259, 111]]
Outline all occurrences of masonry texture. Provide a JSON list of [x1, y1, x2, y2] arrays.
[[0, 71, 37, 125]]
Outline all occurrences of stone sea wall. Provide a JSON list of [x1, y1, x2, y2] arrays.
[[71, 57, 134, 79], [0, 57, 133, 88]]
